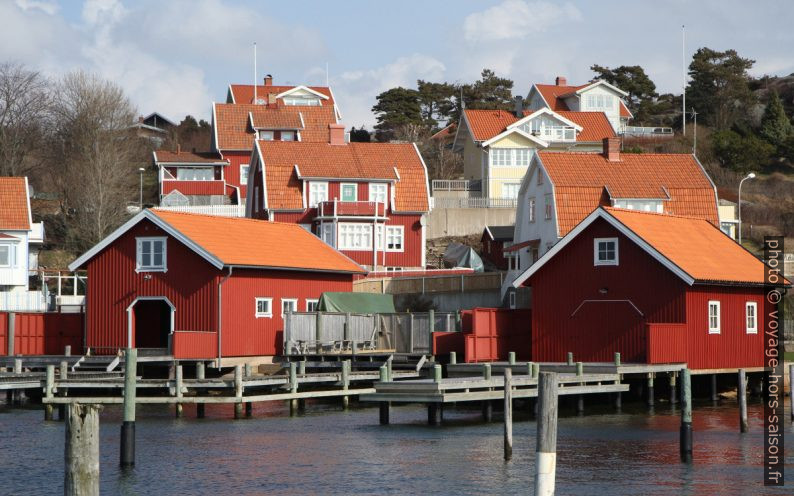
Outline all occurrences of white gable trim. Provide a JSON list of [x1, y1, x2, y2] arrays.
[[211, 102, 220, 153], [511, 208, 695, 288], [275, 85, 330, 100], [413, 142, 432, 214], [527, 84, 551, 109], [327, 86, 342, 121], [226, 85, 235, 103], [23, 177, 32, 229], [574, 80, 629, 97], [481, 127, 548, 148], [506, 108, 583, 132], [68, 210, 225, 272]]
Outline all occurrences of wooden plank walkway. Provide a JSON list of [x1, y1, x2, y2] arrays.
[[446, 362, 687, 378]]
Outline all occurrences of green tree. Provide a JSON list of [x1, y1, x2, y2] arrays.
[[759, 91, 793, 148], [371, 87, 423, 141], [590, 64, 659, 123], [686, 48, 755, 129], [711, 129, 773, 173], [416, 80, 456, 128], [460, 69, 514, 115], [349, 126, 371, 142]]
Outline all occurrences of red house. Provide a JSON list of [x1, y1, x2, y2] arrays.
[[152, 149, 232, 208], [68, 210, 364, 362], [245, 125, 431, 271], [481, 225, 515, 270], [512, 207, 784, 371]]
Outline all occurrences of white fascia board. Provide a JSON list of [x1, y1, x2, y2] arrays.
[[211, 103, 220, 153], [511, 208, 695, 288], [257, 141, 269, 211], [692, 154, 720, 221], [481, 127, 549, 148], [527, 84, 549, 108], [413, 142, 432, 213], [452, 113, 472, 151], [507, 108, 583, 132], [275, 85, 330, 100], [23, 177, 32, 229], [575, 80, 629, 97], [227, 85, 235, 103]]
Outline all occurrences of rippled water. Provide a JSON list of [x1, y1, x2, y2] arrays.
[[1, 397, 792, 495]]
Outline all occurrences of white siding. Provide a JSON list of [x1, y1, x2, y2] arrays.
[[0, 230, 30, 290]]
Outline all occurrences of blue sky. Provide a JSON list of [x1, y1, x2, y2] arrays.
[[4, 0, 793, 127]]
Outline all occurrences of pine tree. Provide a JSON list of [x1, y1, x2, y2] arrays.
[[760, 91, 793, 148]]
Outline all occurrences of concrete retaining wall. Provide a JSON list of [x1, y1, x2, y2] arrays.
[[427, 207, 516, 239]]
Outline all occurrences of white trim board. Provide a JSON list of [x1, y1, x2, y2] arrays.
[[274, 85, 330, 100], [481, 127, 548, 148], [506, 108, 583, 132]]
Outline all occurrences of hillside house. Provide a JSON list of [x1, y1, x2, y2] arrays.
[[481, 225, 515, 270], [153, 149, 232, 208], [245, 125, 431, 271], [68, 210, 364, 360], [131, 112, 176, 145], [0, 178, 44, 293]]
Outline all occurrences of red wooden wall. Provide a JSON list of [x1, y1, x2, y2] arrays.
[[220, 150, 252, 199], [0, 312, 83, 356]]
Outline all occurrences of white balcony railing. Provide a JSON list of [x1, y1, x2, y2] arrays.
[[431, 180, 481, 192], [430, 197, 518, 209], [623, 126, 674, 137], [155, 204, 246, 217]]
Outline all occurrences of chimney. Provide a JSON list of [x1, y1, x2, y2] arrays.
[[555, 76, 567, 86], [329, 124, 346, 145], [267, 93, 277, 106], [264, 74, 273, 86], [513, 95, 524, 118], [602, 137, 621, 162]]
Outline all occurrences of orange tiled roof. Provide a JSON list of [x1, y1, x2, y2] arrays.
[[154, 150, 227, 164], [214, 103, 337, 150], [538, 151, 718, 235], [256, 141, 429, 212], [229, 85, 334, 105], [0, 177, 30, 230], [150, 210, 363, 273], [535, 83, 632, 118], [605, 207, 781, 285], [250, 110, 303, 130], [463, 109, 615, 143]]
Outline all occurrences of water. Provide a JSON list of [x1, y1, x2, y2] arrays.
[[1, 398, 792, 495]]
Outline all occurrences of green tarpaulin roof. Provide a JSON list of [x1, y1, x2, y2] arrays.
[[316, 292, 396, 313]]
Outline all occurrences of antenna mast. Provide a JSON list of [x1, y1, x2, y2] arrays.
[[682, 25, 686, 136], [254, 42, 258, 104], [325, 62, 329, 87]]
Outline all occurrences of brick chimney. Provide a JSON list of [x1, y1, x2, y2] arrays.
[[555, 76, 567, 86], [264, 74, 273, 86], [329, 124, 346, 145], [602, 137, 621, 162]]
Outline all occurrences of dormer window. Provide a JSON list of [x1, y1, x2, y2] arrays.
[[283, 97, 321, 106], [259, 130, 274, 141], [584, 93, 614, 110], [136, 237, 167, 272], [281, 131, 295, 141]]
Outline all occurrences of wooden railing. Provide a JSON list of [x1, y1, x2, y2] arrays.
[[354, 271, 505, 295]]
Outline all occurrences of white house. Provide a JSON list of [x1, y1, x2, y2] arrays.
[[0, 177, 44, 295], [527, 76, 632, 134]]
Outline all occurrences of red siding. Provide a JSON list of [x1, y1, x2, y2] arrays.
[[162, 180, 226, 196], [220, 151, 251, 200], [483, 240, 509, 270], [647, 323, 687, 363], [0, 312, 83, 356], [173, 331, 218, 359]]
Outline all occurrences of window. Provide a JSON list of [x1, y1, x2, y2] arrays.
[[255, 298, 272, 318], [528, 198, 536, 223], [281, 298, 298, 317], [176, 167, 214, 181], [281, 131, 295, 141], [338, 223, 372, 250], [309, 182, 328, 207], [0, 244, 12, 267], [321, 223, 335, 246], [491, 148, 530, 167], [509, 291, 516, 309], [136, 237, 167, 272], [593, 238, 618, 266], [259, 130, 274, 141], [502, 183, 520, 199], [306, 299, 319, 312], [240, 164, 249, 185], [341, 183, 358, 202], [537, 169, 543, 185], [708, 301, 721, 334], [544, 194, 553, 220], [746, 302, 757, 334], [585, 93, 614, 110], [385, 226, 404, 252], [369, 183, 388, 205], [283, 97, 321, 106]]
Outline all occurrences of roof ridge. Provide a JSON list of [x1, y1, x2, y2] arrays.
[[151, 209, 308, 228], [603, 206, 711, 222]]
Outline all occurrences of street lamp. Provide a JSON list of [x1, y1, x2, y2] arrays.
[[738, 172, 756, 244], [139, 167, 145, 210]]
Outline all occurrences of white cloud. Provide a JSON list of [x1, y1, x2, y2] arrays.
[[14, 0, 58, 15], [463, 0, 582, 43]]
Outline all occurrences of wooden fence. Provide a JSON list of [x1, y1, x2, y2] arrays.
[[283, 311, 458, 356], [354, 272, 505, 295]]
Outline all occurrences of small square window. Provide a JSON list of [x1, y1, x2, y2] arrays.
[[341, 183, 358, 202], [259, 131, 274, 141], [281, 131, 295, 141], [255, 298, 272, 318], [136, 237, 167, 272], [593, 238, 618, 266], [240, 164, 250, 184], [708, 300, 721, 334], [306, 299, 319, 312], [746, 302, 757, 334], [281, 298, 298, 317]]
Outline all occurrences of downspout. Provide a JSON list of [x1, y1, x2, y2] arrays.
[[217, 266, 234, 368]]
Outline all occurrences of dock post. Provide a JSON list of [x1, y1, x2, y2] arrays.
[[234, 365, 244, 419], [297, 360, 307, 411], [483, 363, 491, 380], [482, 363, 492, 421], [7, 312, 15, 356], [534, 372, 559, 496], [58, 361, 68, 420], [64, 345, 71, 356], [789, 364, 794, 422], [615, 374, 622, 411], [427, 364, 443, 425], [288, 362, 298, 416], [508, 351, 516, 365], [680, 368, 693, 463], [669, 372, 677, 405], [739, 369, 748, 433], [710, 374, 718, 402], [12, 358, 23, 406], [646, 373, 655, 408], [379, 365, 390, 425], [614, 352, 621, 367], [576, 362, 584, 414], [386, 356, 393, 382], [44, 364, 55, 421], [341, 359, 350, 409], [532, 362, 539, 378], [449, 351, 457, 365], [196, 362, 205, 418], [175, 365, 184, 418], [65, 403, 101, 496], [504, 368, 513, 461], [120, 348, 137, 468], [566, 352, 573, 366]]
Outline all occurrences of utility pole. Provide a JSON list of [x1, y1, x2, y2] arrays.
[[682, 25, 686, 137], [138, 168, 145, 210], [691, 108, 698, 154]]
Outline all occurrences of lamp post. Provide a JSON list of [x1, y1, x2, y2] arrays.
[[138, 167, 145, 210], [738, 172, 756, 244]]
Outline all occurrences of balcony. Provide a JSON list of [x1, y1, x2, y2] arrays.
[[161, 179, 226, 196], [316, 200, 387, 219]]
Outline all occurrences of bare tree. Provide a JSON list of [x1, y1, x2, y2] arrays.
[[0, 62, 50, 177], [49, 71, 140, 251]]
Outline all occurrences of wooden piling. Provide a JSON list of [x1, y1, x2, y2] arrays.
[[386, 356, 393, 382], [669, 372, 677, 405], [234, 365, 244, 419], [532, 362, 539, 379], [120, 348, 137, 468], [298, 360, 306, 376], [534, 372, 559, 496], [483, 363, 491, 380], [710, 373, 718, 402], [196, 362, 205, 418], [789, 364, 794, 422], [449, 351, 457, 365], [175, 365, 184, 418], [508, 351, 516, 365], [379, 365, 390, 425], [58, 361, 68, 420], [65, 403, 101, 496], [482, 400, 493, 422], [646, 373, 655, 408], [614, 352, 621, 367], [576, 362, 584, 414], [44, 365, 55, 421], [64, 345, 72, 356], [504, 368, 513, 461], [680, 368, 692, 462], [566, 352, 573, 366], [738, 369, 748, 433], [341, 359, 350, 409]]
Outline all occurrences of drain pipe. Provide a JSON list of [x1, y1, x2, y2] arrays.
[[217, 266, 234, 368]]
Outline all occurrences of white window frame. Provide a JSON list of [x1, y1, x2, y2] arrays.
[[306, 299, 319, 312], [281, 298, 298, 318], [502, 182, 520, 199], [509, 291, 516, 309], [544, 194, 553, 220], [528, 198, 536, 223], [340, 183, 358, 202], [136, 237, 167, 272], [593, 237, 618, 266], [745, 301, 757, 334], [491, 148, 530, 167], [259, 130, 274, 141], [255, 297, 273, 318], [338, 223, 373, 251], [537, 169, 543, 185], [309, 181, 329, 208], [385, 225, 404, 252], [0, 243, 12, 268], [239, 164, 249, 185], [281, 130, 295, 141], [708, 300, 721, 334], [369, 183, 388, 206], [320, 223, 335, 247]]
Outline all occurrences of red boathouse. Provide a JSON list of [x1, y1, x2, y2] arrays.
[[512, 207, 787, 371], [69, 210, 364, 362]]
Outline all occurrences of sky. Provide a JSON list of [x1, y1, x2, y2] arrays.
[[3, 0, 793, 128]]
